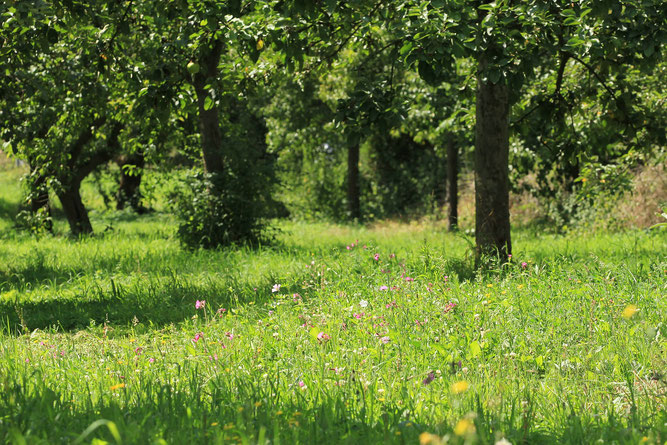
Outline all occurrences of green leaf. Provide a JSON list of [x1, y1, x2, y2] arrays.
[[204, 96, 214, 111], [469, 341, 482, 357]]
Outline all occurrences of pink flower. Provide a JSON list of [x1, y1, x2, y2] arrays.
[[298, 380, 305, 388], [521, 262, 528, 268], [353, 312, 365, 319], [193, 332, 204, 342], [217, 308, 227, 318], [272, 284, 281, 293], [444, 302, 457, 313], [405, 276, 414, 282], [346, 245, 351, 250], [195, 300, 206, 309], [373, 253, 380, 261], [226, 332, 234, 340], [134, 347, 143, 355], [389, 253, 395, 259], [380, 336, 391, 344], [148, 357, 155, 363], [379, 285, 388, 291], [317, 332, 331, 342], [25, 358, 30, 363]]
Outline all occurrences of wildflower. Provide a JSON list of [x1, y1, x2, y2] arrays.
[[298, 380, 305, 388], [444, 302, 457, 313], [419, 432, 441, 445], [346, 245, 351, 250], [380, 336, 391, 344], [353, 313, 365, 319], [373, 253, 380, 261], [521, 262, 528, 268], [405, 276, 414, 282], [226, 332, 234, 340], [195, 300, 206, 309], [622, 304, 638, 319], [389, 253, 395, 259], [379, 285, 388, 291], [451, 380, 469, 394], [317, 332, 331, 342], [148, 357, 155, 363], [272, 284, 281, 293], [359, 300, 369, 308], [134, 347, 142, 355], [423, 372, 436, 385], [193, 332, 204, 342], [292, 293, 302, 302], [454, 418, 475, 436], [110, 383, 125, 391], [25, 358, 29, 363]]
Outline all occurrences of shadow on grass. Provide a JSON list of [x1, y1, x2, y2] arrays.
[[0, 268, 314, 333], [0, 196, 19, 221]]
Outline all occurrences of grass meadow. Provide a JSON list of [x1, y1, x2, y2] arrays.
[[0, 164, 665, 444]]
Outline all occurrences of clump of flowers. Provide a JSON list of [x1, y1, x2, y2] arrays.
[[373, 253, 380, 261], [317, 332, 331, 343], [444, 302, 457, 313], [193, 332, 204, 342], [195, 300, 206, 309]]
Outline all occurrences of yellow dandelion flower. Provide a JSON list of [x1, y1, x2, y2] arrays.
[[622, 304, 638, 319], [451, 380, 469, 394], [419, 432, 440, 445], [454, 418, 475, 436], [109, 383, 125, 391]]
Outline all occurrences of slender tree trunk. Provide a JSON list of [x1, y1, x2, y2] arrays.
[[474, 55, 511, 261], [192, 40, 225, 178], [347, 143, 360, 220], [116, 152, 147, 213], [447, 140, 459, 231], [58, 181, 93, 236]]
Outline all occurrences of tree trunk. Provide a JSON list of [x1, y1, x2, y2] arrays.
[[347, 143, 360, 220], [116, 152, 147, 213], [192, 40, 225, 177], [447, 140, 459, 231], [28, 169, 53, 233], [58, 182, 93, 236], [474, 55, 511, 261]]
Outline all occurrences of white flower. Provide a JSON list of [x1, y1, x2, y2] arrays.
[[359, 300, 368, 308], [272, 284, 281, 293]]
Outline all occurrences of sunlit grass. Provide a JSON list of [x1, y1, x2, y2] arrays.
[[0, 163, 665, 443]]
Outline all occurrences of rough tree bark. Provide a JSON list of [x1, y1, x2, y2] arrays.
[[446, 139, 459, 231], [347, 143, 360, 220], [116, 152, 147, 213], [474, 54, 511, 261], [58, 182, 92, 236]]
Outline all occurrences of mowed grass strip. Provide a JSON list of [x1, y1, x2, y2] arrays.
[[1, 217, 665, 444]]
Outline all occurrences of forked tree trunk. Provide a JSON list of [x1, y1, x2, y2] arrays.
[[446, 140, 459, 231], [474, 55, 511, 261], [58, 182, 92, 236], [116, 152, 147, 213], [347, 143, 360, 220]]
